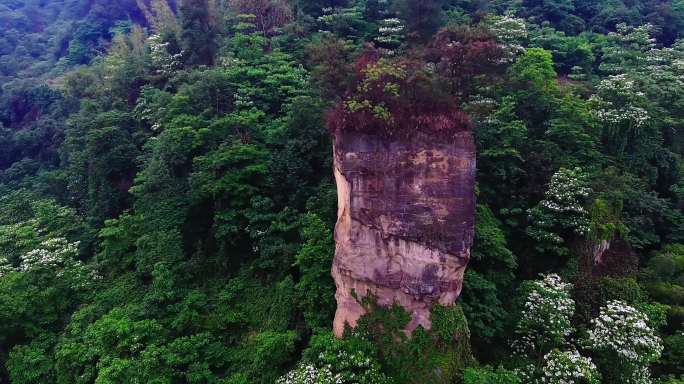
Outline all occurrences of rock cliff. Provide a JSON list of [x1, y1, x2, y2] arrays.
[[330, 121, 475, 336]]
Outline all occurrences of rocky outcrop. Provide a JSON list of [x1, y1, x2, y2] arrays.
[[331, 130, 476, 336], [592, 239, 611, 266], [592, 239, 639, 277]]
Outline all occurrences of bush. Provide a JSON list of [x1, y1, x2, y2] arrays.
[[462, 366, 520, 384], [600, 277, 644, 305]]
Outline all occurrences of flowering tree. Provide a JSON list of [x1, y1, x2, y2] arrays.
[[1, 237, 98, 289], [513, 274, 575, 356], [18, 237, 79, 272], [278, 349, 390, 384], [0, 257, 13, 278], [587, 300, 663, 384], [292, 333, 392, 384], [375, 18, 405, 55], [511, 277, 665, 384], [317, 5, 366, 38], [599, 24, 656, 75], [589, 74, 650, 136], [540, 349, 600, 384], [147, 34, 183, 75], [481, 14, 528, 62], [511, 275, 607, 383], [528, 168, 592, 251], [276, 364, 341, 384]]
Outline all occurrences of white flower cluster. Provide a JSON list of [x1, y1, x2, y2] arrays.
[[540, 349, 600, 384], [19, 237, 79, 272], [590, 74, 650, 129], [587, 301, 663, 384], [613, 24, 656, 52], [541, 168, 591, 214], [530, 168, 592, 240], [133, 90, 166, 131], [483, 14, 527, 62], [317, 6, 363, 28], [328, 349, 373, 375], [375, 18, 405, 55], [599, 24, 656, 74], [0, 258, 13, 278], [588, 301, 663, 364], [277, 364, 343, 384], [641, 44, 684, 88], [513, 274, 575, 354], [147, 34, 183, 75], [1, 237, 100, 288], [591, 102, 649, 129], [378, 18, 403, 34], [514, 363, 536, 384], [595, 74, 637, 92]]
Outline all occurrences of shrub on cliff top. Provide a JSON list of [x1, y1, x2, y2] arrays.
[[326, 52, 471, 142], [326, 29, 504, 143]]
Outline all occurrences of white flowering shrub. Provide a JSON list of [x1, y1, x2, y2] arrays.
[[133, 86, 171, 131], [0, 257, 13, 278], [513, 363, 536, 384], [147, 34, 182, 75], [277, 364, 342, 384], [317, 6, 364, 36], [589, 74, 650, 130], [642, 44, 684, 88], [482, 15, 527, 62], [299, 333, 391, 384], [588, 300, 663, 363], [375, 18, 405, 54], [2, 237, 100, 289], [599, 24, 656, 75], [587, 301, 663, 384], [513, 274, 575, 355], [315, 349, 390, 384], [19, 237, 78, 272], [528, 168, 592, 246], [540, 349, 600, 384]]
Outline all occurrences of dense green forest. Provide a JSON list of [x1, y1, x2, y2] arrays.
[[1, 0, 684, 383]]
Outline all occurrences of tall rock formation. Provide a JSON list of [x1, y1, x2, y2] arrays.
[[327, 55, 476, 336]]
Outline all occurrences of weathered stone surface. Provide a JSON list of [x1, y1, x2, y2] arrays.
[[592, 239, 639, 277], [592, 240, 611, 266], [331, 130, 476, 336]]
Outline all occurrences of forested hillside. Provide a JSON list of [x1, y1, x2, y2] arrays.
[[1, 0, 684, 383]]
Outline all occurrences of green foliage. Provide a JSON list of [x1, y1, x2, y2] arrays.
[[179, 0, 216, 66], [3, 1, 684, 383], [471, 204, 517, 280], [7, 341, 54, 383], [392, 0, 446, 38], [462, 366, 520, 384], [353, 299, 473, 384], [663, 333, 684, 374], [462, 271, 508, 342], [600, 277, 645, 305], [295, 213, 336, 330], [510, 48, 557, 95]]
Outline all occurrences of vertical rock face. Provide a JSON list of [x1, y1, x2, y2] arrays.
[[331, 130, 476, 336]]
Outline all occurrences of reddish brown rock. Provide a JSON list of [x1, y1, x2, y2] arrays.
[[331, 129, 475, 336], [326, 52, 479, 336]]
